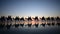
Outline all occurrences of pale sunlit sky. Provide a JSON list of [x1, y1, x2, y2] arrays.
[[0, 0, 60, 17]]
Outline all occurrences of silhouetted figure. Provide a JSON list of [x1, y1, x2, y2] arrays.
[[7, 16, 12, 25], [46, 17, 50, 20], [56, 16, 60, 26], [41, 16, 45, 20], [20, 17, 25, 21], [41, 16, 46, 24], [56, 16, 60, 24], [51, 17, 55, 24], [6, 24, 11, 29], [15, 16, 20, 21], [15, 24, 19, 28], [7, 16, 12, 21], [0, 16, 6, 22], [27, 16, 32, 27], [51, 17, 54, 21], [27, 17, 32, 21], [56, 16, 60, 21], [34, 16, 39, 21]]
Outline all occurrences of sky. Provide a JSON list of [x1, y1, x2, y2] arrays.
[[0, 0, 60, 17]]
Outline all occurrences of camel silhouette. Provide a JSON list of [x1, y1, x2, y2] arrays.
[[20, 17, 25, 21], [7, 16, 12, 21], [15, 16, 20, 21], [46, 17, 50, 20], [0, 16, 6, 22], [41, 16, 45, 20], [34, 16, 39, 21], [27, 17, 32, 21]]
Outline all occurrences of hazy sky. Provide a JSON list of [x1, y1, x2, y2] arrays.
[[0, 0, 60, 17]]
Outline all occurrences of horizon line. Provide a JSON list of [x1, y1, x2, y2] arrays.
[[0, 16, 60, 18]]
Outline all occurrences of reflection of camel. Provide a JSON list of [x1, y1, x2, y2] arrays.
[[15, 24, 19, 28], [27, 24, 32, 27], [34, 24, 38, 27], [20, 24, 24, 27], [41, 23, 45, 27], [6, 24, 11, 29], [47, 23, 51, 26], [0, 24, 5, 29], [55, 16, 60, 26], [57, 23, 60, 26], [51, 23, 55, 26]]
